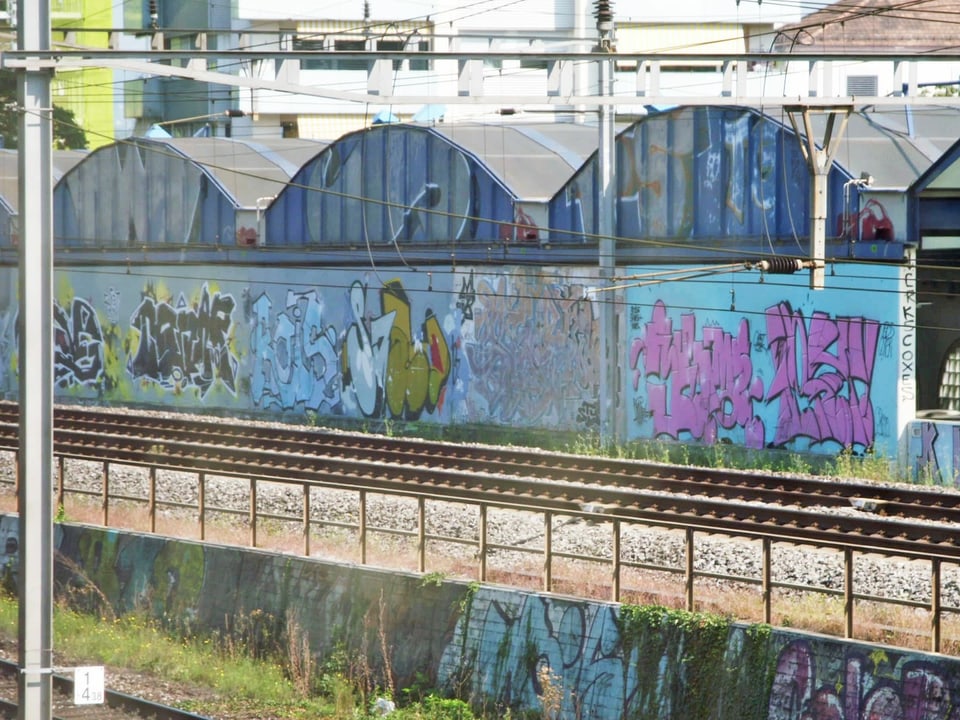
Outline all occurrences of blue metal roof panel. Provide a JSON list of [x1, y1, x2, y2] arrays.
[[266, 124, 523, 245]]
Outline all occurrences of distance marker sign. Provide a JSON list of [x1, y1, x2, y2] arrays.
[[74, 666, 104, 704]]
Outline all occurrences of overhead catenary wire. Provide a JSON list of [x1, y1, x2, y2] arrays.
[[19, 0, 960, 120]]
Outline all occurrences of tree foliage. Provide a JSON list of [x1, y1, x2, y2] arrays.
[[0, 70, 88, 150]]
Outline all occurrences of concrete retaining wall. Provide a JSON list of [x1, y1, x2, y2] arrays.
[[10, 515, 960, 719]]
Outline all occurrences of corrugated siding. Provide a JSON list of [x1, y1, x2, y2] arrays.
[[267, 125, 518, 246], [54, 141, 238, 247], [549, 106, 848, 251]]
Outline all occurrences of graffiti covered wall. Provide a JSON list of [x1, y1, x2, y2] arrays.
[[0, 257, 920, 458], [625, 262, 915, 458], [0, 264, 600, 432], [906, 419, 960, 485], [16, 516, 960, 720]]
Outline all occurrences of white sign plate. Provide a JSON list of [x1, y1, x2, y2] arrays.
[[74, 665, 105, 705]]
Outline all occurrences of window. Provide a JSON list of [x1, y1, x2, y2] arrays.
[[846, 75, 878, 96], [377, 39, 404, 70], [939, 343, 960, 410], [374, 38, 431, 71], [294, 37, 367, 71]]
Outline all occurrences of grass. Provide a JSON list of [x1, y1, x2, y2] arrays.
[[0, 596, 328, 718], [0, 593, 497, 719]]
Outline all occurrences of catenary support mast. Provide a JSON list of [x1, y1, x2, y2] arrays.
[[17, 0, 55, 714]]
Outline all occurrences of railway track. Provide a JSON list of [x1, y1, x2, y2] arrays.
[[0, 658, 210, 719], [1, 401, 959, 561]]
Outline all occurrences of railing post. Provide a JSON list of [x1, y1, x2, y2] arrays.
[[478, 503, 487, 582], [932, 558, 942, 653], [303, 483, 311, 557], [249, 477, 257, 548], [359, 490, 367, 565], [56, 455, 64, 514], [685, 527, 694, 611], [101, 460, 109, 526], [612, 519, 621, 602], [844, 547, 854, 639], [762, 537, 772, 624], [198, 472, 205, 541], [13, 451, 19, 512], [418, 496, 426, 573], [544, 511, 552, 592], [148, 466, 156, 534]]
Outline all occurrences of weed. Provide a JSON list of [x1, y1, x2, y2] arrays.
[[536, 665, 563, 720]]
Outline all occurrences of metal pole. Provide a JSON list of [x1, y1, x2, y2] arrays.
[[784, 104, 852, 290], [596, 2, 617, 446], [17, 0, 54, 713]]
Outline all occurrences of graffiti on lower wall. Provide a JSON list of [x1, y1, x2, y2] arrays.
[[906, 421, 960, 486], [768, 638, 960, 720], [438, 587, 960, 720], [127, 283, 239, 398], [438, 591, 628, 718], [249, 288, 341, 413], [14, 515, 960, 720], [340, 279, 452, 420], [624, 252, 913, 461]]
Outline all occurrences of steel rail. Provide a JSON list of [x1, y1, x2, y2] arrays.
[[2, 424, 959, 562], [2, 402, 960, 651], [1, 402, 956, 523]]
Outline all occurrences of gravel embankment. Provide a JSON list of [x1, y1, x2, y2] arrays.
[[31, 444, 960, 612]]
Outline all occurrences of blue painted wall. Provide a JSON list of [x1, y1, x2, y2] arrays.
[[0, 257, 919, 460], [624, 262, 914, 458], [0, 264, 601, 432]]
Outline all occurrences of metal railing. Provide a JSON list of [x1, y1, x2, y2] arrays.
[[4, 451, 954, 653]]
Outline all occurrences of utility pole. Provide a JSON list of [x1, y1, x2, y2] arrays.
[[17, 0, 55, 714], [596, 0, 617, 446], [784, 104, 852, 290]]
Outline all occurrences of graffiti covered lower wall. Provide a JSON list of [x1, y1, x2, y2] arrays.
[[12, 516, 960, 720], [625, 262, 915, 459]]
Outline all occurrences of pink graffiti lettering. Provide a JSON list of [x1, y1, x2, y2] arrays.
[[765, 302, 878, 451], [629, 300, 765, 447]]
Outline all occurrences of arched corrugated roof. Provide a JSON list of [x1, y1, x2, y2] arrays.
[[266, 121, 597, 246], [803, 104, 960, 189], [0, 149, 86, 247], [548, 103, 960, 254], [54, 137, 325, 247], [143, 137, 327, 207]]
